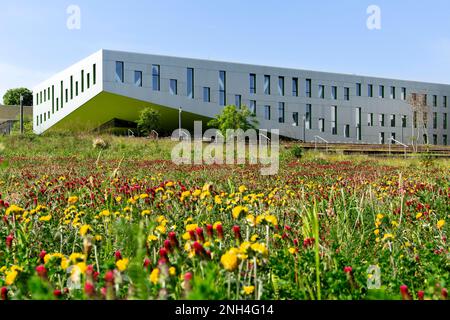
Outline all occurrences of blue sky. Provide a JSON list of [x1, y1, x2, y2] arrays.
[[1, 0, 450, 103]]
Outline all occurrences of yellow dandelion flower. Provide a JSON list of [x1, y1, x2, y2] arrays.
[[169, 267, 176, 276], [148, 234, 158, 242], [220, 251, 238, 271], [437, 220, 445, 229], [140, 193, 149, 199], [238, 185, 247, 193], [68, 196, 79, 204], [416, 212, 423, 220], [242, 286, 255, 295], [149, 268, 160, 285], [79, 224, 92, 237], [39, 215, 52, 222], [288, 248, 296, 255], [116, 258, 129, 272], [250, 234, 259, 242], [192, 189, 202, 197], [5, 269, 18, 285], [186, 224, 198, 232], [232, 205, 248, 219], [214, 195, 223, 205], [374, 229, 380, 236]]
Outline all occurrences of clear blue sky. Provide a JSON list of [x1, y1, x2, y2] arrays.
[[1, 0, 450, 103]]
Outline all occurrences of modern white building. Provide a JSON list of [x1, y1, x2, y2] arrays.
[[33, 49, 450, 145]]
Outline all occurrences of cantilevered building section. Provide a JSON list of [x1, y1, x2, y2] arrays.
[[33, 49, 450, 145]]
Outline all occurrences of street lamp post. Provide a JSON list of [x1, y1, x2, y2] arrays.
[[179, 107, 182, 140], [20, 95, 24, 134]]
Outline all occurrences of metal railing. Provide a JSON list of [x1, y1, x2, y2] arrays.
[[128, 129, 135, 137], [314, 135, 329, 153], [389, 138, 409, 158], [151, 130, 159, 139], [259, 132, 271, 146]]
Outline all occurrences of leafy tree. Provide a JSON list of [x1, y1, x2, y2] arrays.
[[3, 88, 33, 106], [137, 107, 161, 136], [207, 105, 258, 135]]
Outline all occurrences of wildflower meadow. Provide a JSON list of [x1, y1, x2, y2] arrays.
[[0, 134, 449, 300]]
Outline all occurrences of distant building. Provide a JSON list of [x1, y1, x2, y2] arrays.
[[0, 104, 33, 134], [33, 49, 450, 145]]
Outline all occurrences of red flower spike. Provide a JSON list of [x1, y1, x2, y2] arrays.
[[184, 272, 193, 282], [206, 224, 214, 239], [159, 248, 169, 262], [400, 285, 412, 300], [442, 288, 448, 299], [418, 291, 425, 300], [84, 282, 96, 297], [6, 234, 13, 249], [196, 227, 205, 243], [216, 224, 224, 240], [53, 289, 62, 298], [36, 265, 47, 278], [168, 232, 179, 248], [1, 287, 7, 300], [232, 225, 242, 242], [164, 240, 172, 253], [114, 250, 122, 261], [39, 250, 47, 262], [104, 271, 114, 283], [143, 258, 151, 269], [344, 266, 353, 274]]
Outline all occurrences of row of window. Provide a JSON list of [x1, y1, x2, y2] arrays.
[[114, 61, 450, 109], [379, 132, 448, 146], [36, 64, 97, 126]]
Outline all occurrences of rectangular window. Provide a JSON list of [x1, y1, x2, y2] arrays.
[[65, 89, 68, 103], [278, 102, 285, 123], [368, 113, 374, 127], [444, 135, 448, 146], [292, 78, 298, 97], [319, 118, 325, 132], [306, 79, 312, 98], [305, 104, 312, 129], [42, 113, 45, 122], [70, 76, 73, 99], [44, 90, 46, 102], [402, 115, 407, 128], [356, 107, 362, 141], [152, 64, 160, 91], [249, 74, 256, 94], [331, 86, 337, 100], [401, 88, 406, 100], [356, 83, 362, 97], [56, 98, 59, 111], [444, 113, 448, 130], [413, 111, 417, 128], [379, 114, 385, 127], [444, 96, 448, 107], [293, 112, 299, 127], [60, 81, 64, 109], [433, 95, 437, 107], [331, 106, 337, 135], [93, 64, 96, 85], [35, 93, 38, 105], [48, 111, 50, 120], [379, 85, 385, 98], [235, 95, 242, 107], [250, 100, 256, 115], [36, 116, 39, 126], [433, 112, 437, 129], [318, 85, 325, 99], [391, 133, 396, 143], [344, 125, 350, 138], [264, 105, 271, 120], [169, 79, 177, 95], [81, 70, 84, 92], [390, 86, 396, 99], [40, 92, 42, 104], [390, 114, 396, 127], [423, 134, 428, 144], [203, 87, 210, 102], [380, 132, 385, 144], [433, 134, 438, 145], [87, 73, 90, 89], [264, 75, 271, 95], [344, 87, 350, 101], [76, 81, 78, 97], [134, 71, 143, 87], [115, 61, 124, 83], [368, 84, 373, 97], [278, 76, 285, 96], [423, 112, 428, 129], [187, 68, 194, 99], [51, 85, 54, 113], [219, 70, 226, 106]]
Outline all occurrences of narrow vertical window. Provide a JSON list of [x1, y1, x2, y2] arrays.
[[93, 64, 96, 85], [134, 71, 143, 87], [380, 132, 385, 144], [249, 74, 256, 94], [187, 68, 194, 99], [444, 96, 448, 108], [368, 113, 374, 127], [169, 79, 178, 95], [278, 102, 285, 123], [115, 61, 124, 83], [76, 81, 78, 96], [390, 114, 396, 127], [318, 85, 325, 99], [51, 85, 54, 114], [264, 75, 271, 95], [250, 100, 256, 115], [433, 112, 437, 129], [305, 104, 312, 129], [278, 76, 285, 96], [306, 79, 312, 98], [235, 95, 242, 108], [87, 73, 90, 89], [379, 85, 384, 98], [344, 87, 350, 101], [319, 118, 325, 132], [152, 64, 160, 91], [368, 84, 373, 97], [331, 106, 337, 135], [81, 70, 84, 92], [203, 87, 210, 102], [401, 88, 406, 100], [264, 105, 271, 120], [402, 115, 407, 128], [65, 89, 68, 103], [390, 86, 396, 99], [356, 107, 362, 140], [344, 125, 350, 138], [293, 112, 299, 127], [70, 76, 73, 99], [379, 114, 385, 127], [356, 83, 362, 97], [219, 70, 226, 106], [444, 113, 447, 130], [60, 81, 64, 109], [331, 86, 337, 100], [292, 78, 298, 97], [433, 95, 437, 107]]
